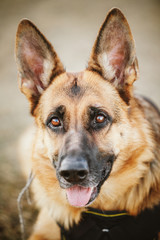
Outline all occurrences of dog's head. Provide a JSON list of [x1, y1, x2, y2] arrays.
[[16, 9, 148, 209]]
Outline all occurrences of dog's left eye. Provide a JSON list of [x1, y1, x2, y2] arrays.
[[90, 109, 112, 131], [51, 117, 61, 127]]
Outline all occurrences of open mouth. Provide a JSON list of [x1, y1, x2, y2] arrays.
[[66, 185, 98, 207], [65, 161, 113, 207]]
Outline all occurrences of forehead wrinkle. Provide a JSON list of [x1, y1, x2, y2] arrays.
[[62, 72, 85, 99]]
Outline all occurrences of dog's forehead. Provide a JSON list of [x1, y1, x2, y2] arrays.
[[48, 70, 116, 98], [41, 70, 120, 115]]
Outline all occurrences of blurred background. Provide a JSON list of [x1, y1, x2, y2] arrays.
[[0, 0, 160, 239]]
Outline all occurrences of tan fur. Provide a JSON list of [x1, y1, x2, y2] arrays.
[[16, 8, 160, 240]]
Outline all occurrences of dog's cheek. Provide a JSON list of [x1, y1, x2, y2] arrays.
[[43, 132, 59, 163], [94, 128, 120, 159], [111, 120, 130, 146], [108, 122, 136, 174], [31, 131, 61, 196], [95, 123, 129, 172]]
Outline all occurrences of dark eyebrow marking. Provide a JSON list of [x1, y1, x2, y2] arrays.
[[55, 105, 66, 115], [46, 105, 66, 121]]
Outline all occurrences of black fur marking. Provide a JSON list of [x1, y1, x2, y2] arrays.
[[118, 89, 130, 105], [70, 78, 81, 96], [30, 95, 40, 115], [87, 65, 103, 77], [49, 66, 65, 85]]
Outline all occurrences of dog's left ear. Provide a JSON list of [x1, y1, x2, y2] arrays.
[[88, 8, 139, 102], [15, 19, 65, 114]]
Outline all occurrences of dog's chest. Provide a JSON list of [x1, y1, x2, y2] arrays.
[[58, 207, 160, 240]]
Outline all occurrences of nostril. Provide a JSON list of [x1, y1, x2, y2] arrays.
[[60, 170, 70, 180], [59, 169, 88, 183], [77, 170, 88, 180], [59, 157, 89, 183]]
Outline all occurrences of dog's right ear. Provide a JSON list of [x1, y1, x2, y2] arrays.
[[15, 19, 65, 114]]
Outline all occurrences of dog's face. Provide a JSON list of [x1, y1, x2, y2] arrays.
[[16, 9, 143, 208], [38, 71, 128, 207]]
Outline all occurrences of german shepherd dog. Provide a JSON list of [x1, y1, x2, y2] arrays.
[[16, 8, 160, 240]]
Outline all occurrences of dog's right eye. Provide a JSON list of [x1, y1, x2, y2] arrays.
[[46, 116, 63, 132], [46, 106, 66, 133]]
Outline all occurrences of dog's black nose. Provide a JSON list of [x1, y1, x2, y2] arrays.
[[59, 157, 89, 183]]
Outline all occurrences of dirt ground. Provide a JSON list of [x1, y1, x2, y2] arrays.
[[0, 0, 160, 239]]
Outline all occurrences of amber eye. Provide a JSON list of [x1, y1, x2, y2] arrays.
[[95, 114, 106, 123], [51, 117, 61, 127]]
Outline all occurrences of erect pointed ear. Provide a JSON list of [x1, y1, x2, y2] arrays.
[[88, 8, 139, 103], [15, 19, 65, 114]]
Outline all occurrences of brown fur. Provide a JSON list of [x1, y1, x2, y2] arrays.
[[16, 8, 160, 240]]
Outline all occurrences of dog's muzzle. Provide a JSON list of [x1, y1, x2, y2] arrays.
[[56, 153, 115, 208], [55, 130, 115, 207]]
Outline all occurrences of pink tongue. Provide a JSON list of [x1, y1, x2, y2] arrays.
[[66, 186, 92, 207]]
